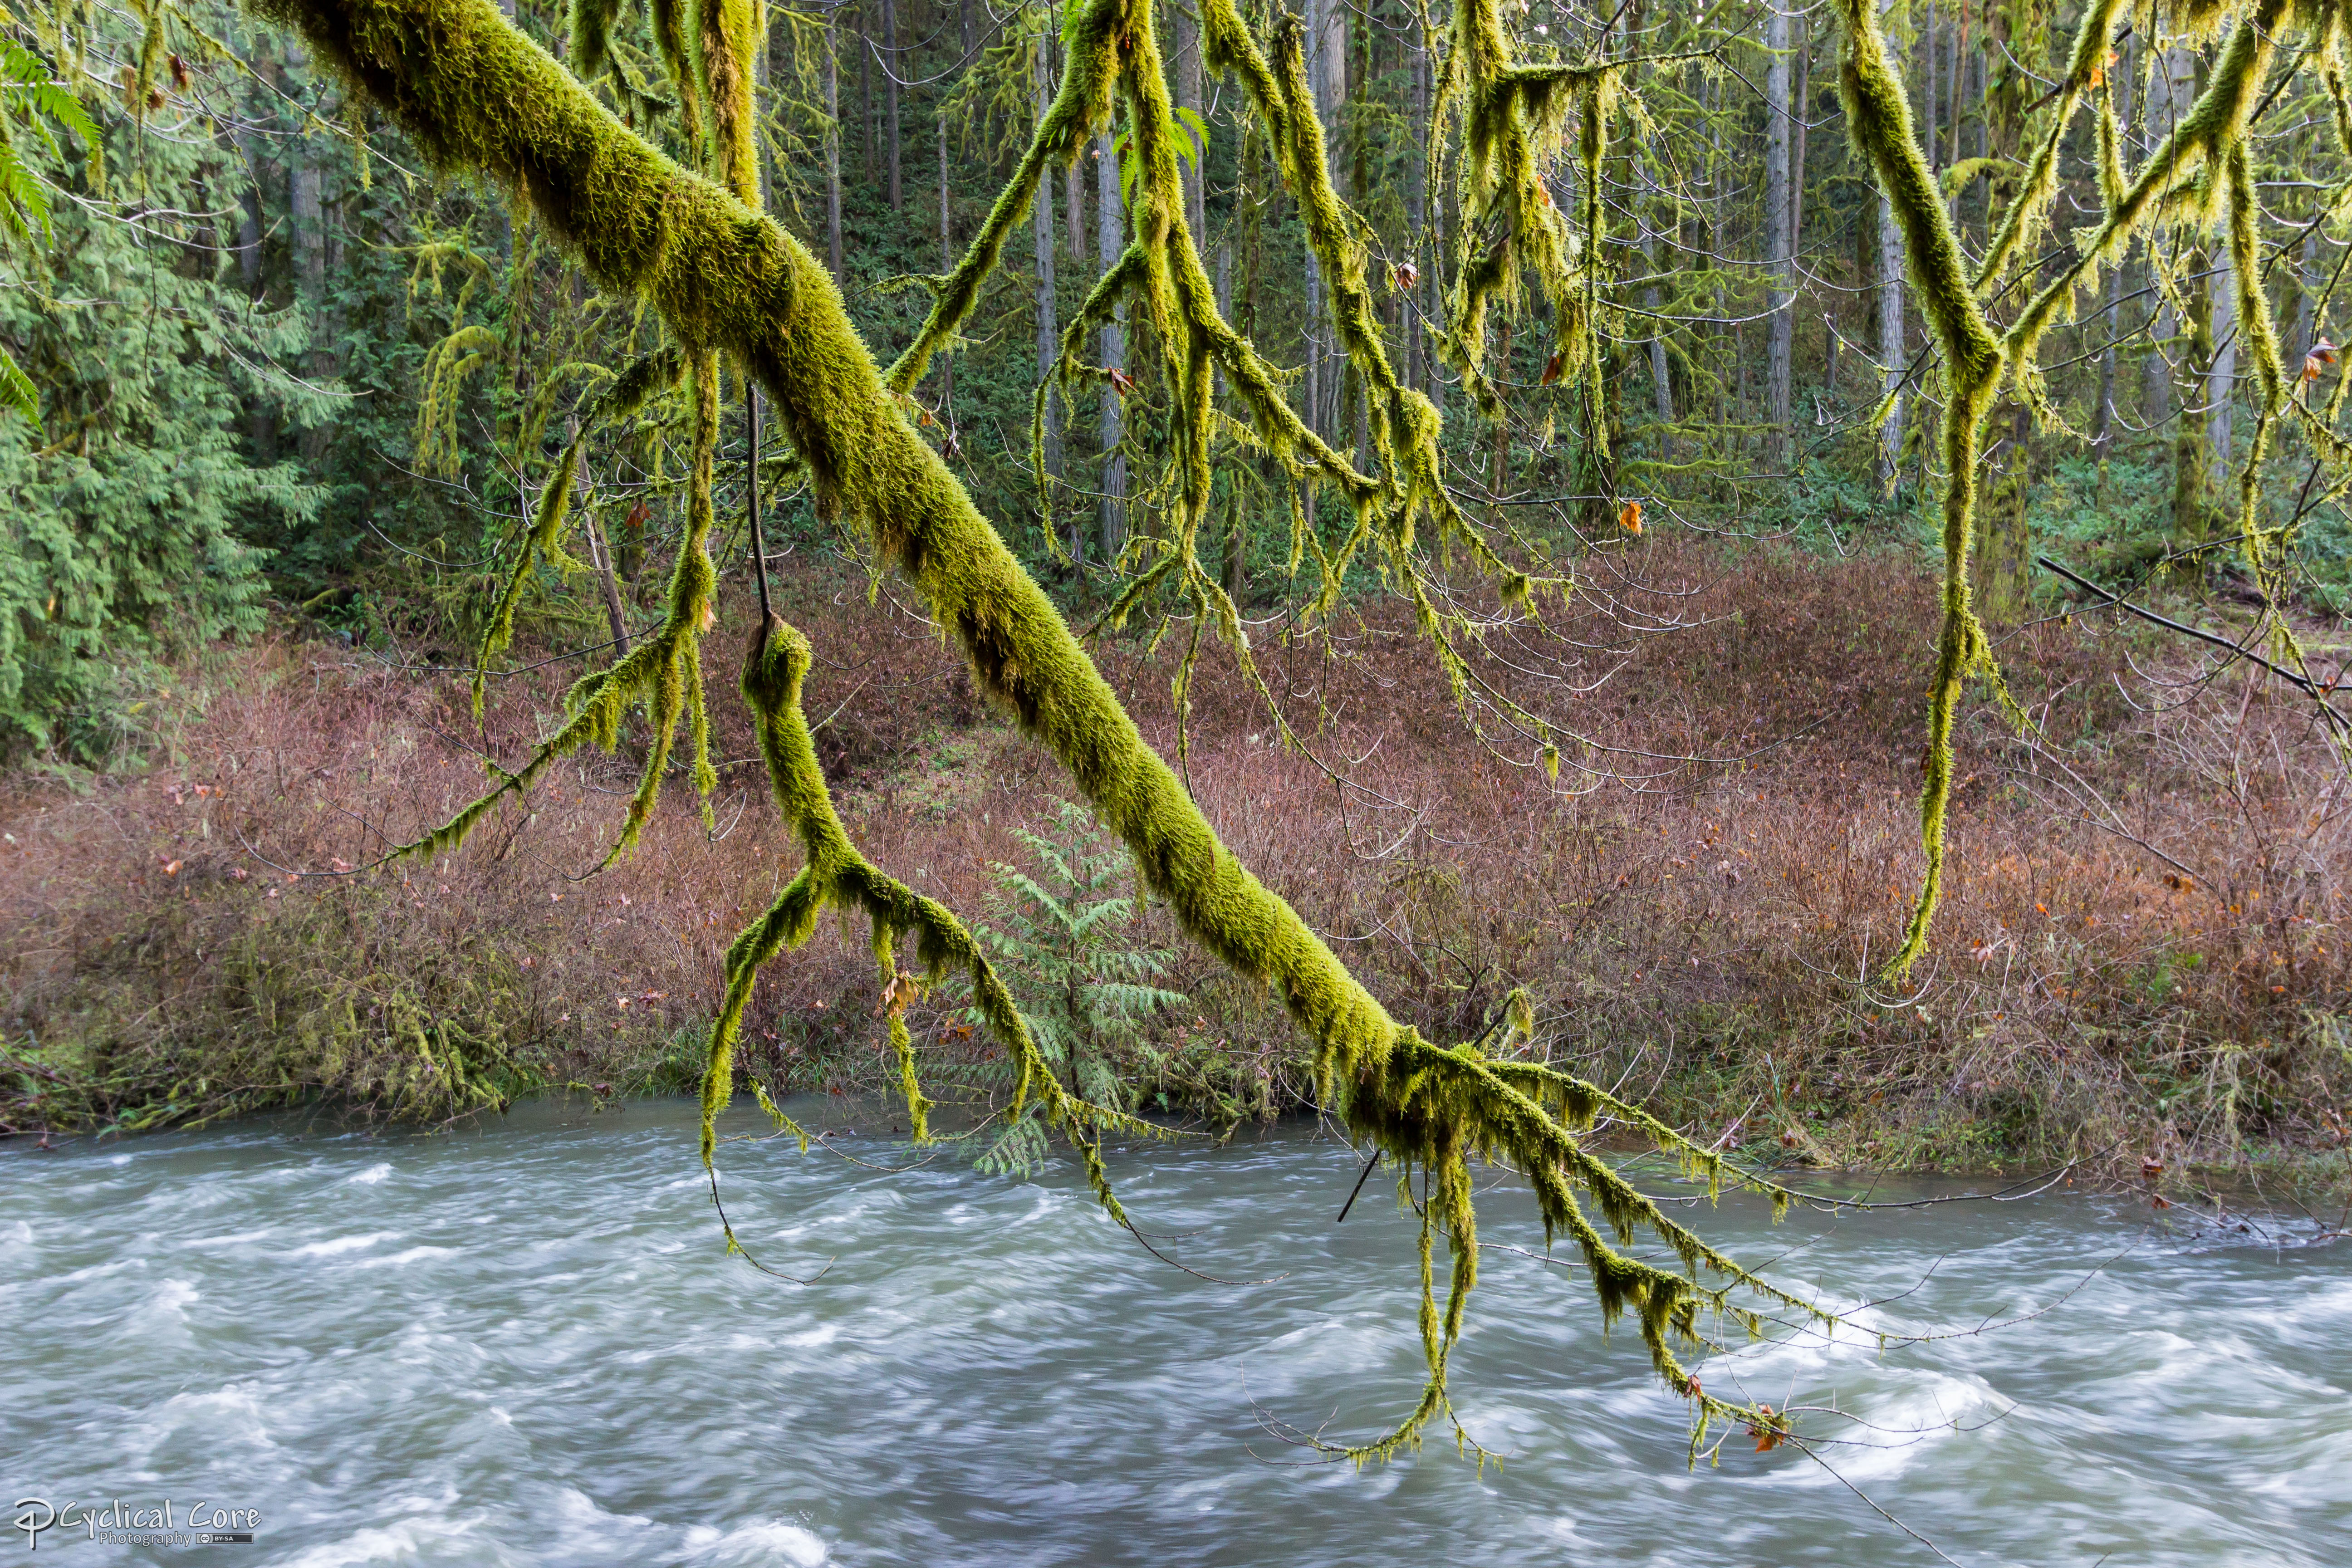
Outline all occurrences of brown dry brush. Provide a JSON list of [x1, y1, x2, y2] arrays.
[[5, 547, 2347, 1180]]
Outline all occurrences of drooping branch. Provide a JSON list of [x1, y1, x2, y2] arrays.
[[1830, 0, 2016, 981], [255, 0, 1820, 1453]]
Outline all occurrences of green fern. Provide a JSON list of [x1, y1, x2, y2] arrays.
[[0, 38, 94, 250], [964, 799, 1185, 1172], [0, 344, 32, 426]]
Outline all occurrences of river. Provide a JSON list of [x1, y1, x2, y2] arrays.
[[6, 1099, 2344, 1566]]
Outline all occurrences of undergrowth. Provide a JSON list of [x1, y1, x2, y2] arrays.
[[3, 549, 2349, 1197]]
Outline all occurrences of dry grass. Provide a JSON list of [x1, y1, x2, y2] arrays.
[[4, 542, 2348, 1186]]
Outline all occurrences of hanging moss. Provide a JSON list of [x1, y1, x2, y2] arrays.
[[261, 0, 1833, 1453], [1834, 0, 2352, 975], [470, 343, 682, 717]]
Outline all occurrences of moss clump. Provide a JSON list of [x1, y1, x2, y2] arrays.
[[262, 0, 1832, 1452]]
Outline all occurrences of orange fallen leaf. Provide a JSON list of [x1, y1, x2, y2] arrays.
[[1107, 366, 1138, 396], [1392, 261, 1419, 290], [1617, 498, 1643, 534], [162, 859, 183, 876], [1748, 1404, 1788, 1452], [1541, 351, 1564, 386]]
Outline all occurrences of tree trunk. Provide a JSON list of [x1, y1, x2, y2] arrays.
[[1033, 35, 1063, 535], [2207, 230, 2238, 489], [290, 151, 325, 368], [1788, 13, 1809, 273], [754, 6, 773, 211], [1406, 29, 1427, 396], [1945, 8, 1965, 220], [1063, 35, 1085, 266], [573, 414, 632, 657], [1877, 186, 1904, 488], [1921, 5, 1938, 184], [858, 4, 873, 185], [2174, 256, 2215, 543], [1639, 160, 1672, 437], [1096, 130, 1126, 562], [238, 82, 274, 461], [882, 0, 900, 211], [1322, 0, 1347, 439], [237, 163, 264, 300], [1301, 0, 1325, 441], [289, 66, 330, 467], [1216, 239, 1242, 602], [825, 14, 843, 284], [2093, 38, 2134, 472], [938, 111, 954, 426], [2293, 230, 2318, 369], [1764, 2, 1794, 464], [1175, 0, 1204, 242], [1973, 0, 2039, 620]]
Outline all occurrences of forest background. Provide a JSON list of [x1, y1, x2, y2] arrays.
[[3, 0, 2348, 1194]]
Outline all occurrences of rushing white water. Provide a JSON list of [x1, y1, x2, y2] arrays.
[[6, 1099, 2344, 1566]]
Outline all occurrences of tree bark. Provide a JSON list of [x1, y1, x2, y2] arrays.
[[2142, 44, 2190, 441], [1764, 3, 1794, 463], [1096, 130, 1126, 562], [1406, 28, 1427, 397], [2293, 230, 2318, 368], [1063, 35, 1086, 265], [1301, 0, 1325, 441], [572, 414, 632, 657], [1920, 4, 1937, 186], [825, 14, 843, 284], [2174, 256, 2215, 542], [858, 3, 873, 185], [1033, 34, 1063, 529], [1788, 12, 1809, 273], [882, 0, 900, 211], [2207, 226, 2238, 486], [1174, 0, 1204, 242], [2093, 38, 2134, 466], [938, 111, 954, 426], [1945, 7, 1965, 220], [1640, 162, 1673, 436], [1877, 186, 1904, 486]]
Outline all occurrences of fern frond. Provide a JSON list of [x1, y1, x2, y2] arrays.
[[0, 344, 38, 426]]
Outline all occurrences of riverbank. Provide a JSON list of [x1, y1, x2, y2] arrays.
[[4, 546, 2348, 1192]]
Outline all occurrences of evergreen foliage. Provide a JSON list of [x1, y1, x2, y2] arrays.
[[0, 83, 316, 756], [25, 0, 2352, 1461]]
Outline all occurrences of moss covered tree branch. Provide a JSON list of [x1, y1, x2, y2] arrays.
[[252, 0, 1813, 1450]]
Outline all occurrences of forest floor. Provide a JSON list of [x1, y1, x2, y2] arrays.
[[4, 542, 2349, 1200]]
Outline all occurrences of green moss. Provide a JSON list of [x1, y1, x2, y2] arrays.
[[262, 0, 1831, 1452]]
